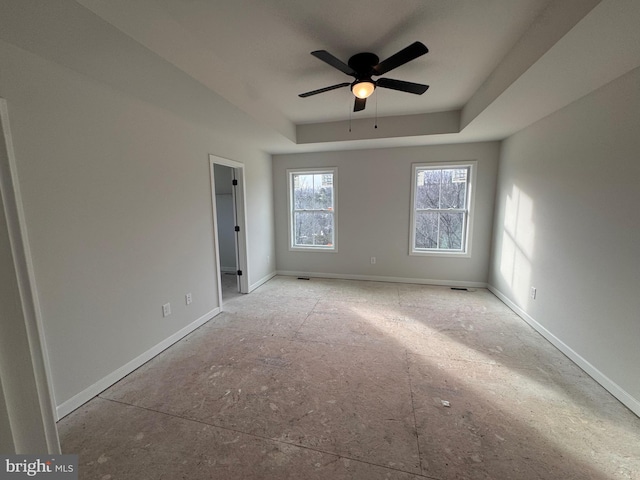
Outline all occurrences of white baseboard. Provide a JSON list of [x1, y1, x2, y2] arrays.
[[249, 271, 277, 292], [56, 307, 220, 420], [276, 270, 488, 289], [488, 285, 640, 418]]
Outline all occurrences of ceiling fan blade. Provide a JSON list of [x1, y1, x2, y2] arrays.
[[376, 78, 429, 95], [353, 97, 366, 112], [299, 82, 350, 98], [372, 41, 428, 76], [311, 50, 355, 76]]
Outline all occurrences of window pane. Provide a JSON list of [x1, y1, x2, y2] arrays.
[[313, 212, 334, 246], [294, 211, 315, 245], [440, 168, 467, 209], [415, 211, 439, 249], [439, 212, 464, 250], [415, 212, 465, 250], [315, 183, 333, 210], [293, 173, 334, 211], [294, 174, 314, 210], [415, 169, 440, 209], [294, 212, 334, 246]]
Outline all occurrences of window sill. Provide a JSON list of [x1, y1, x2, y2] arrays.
[[410, 249, 470, 258], [289, 246, 337, 253]]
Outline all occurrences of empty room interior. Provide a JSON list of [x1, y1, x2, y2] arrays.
[[1, 1, 639, 479]]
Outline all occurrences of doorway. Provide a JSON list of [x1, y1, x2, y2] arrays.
[[209, 155, 249, 306]]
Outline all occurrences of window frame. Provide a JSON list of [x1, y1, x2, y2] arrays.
[[409, 161, 476, 257], [287, 167, 338, 252]]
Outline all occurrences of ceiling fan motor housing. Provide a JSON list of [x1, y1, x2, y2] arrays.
[[348, 52, 379, 79]]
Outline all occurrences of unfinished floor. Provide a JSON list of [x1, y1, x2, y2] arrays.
[[58, 276, 640, 479]]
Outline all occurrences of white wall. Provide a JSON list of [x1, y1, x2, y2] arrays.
[[489, 67, 640, 414], [245, 154, 277, 290], [273, 142, 499, 285], [0, 37, 276, 416]]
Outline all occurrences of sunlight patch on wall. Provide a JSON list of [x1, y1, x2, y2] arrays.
[[499, 185, 535, 308]]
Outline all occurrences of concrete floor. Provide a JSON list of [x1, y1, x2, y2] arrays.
[[58, 276, 640, 479], [221, 272, 242, 302]]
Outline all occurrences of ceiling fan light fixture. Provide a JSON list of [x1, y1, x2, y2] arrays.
[[352, 80, 375, 99]]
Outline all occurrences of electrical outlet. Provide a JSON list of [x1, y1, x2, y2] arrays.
[[185, 293, 192, 305], [370, 257, 376, 264], [162, 303, 171, 317], [530, 287, 537, 300]]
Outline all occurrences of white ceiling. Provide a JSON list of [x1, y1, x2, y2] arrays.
[[4, 0, 640, 153], [154, 0, 552, 124]]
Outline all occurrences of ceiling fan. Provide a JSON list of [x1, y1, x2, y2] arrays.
[[299, 41, 429, 112]]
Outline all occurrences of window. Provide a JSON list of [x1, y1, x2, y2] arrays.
[[288, 168, 337, 251], [410, 162, 475, 256]]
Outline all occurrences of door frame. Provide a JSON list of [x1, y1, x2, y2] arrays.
[[209, 154, 249, 304], [0, 99, 60, 451]]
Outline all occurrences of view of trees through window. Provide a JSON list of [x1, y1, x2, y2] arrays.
[[414, 167, 469, 251], [291, 171, 334, 248]]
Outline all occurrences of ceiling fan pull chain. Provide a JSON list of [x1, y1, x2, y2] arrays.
[[375, 91, 378, 129], [349, 97, 352, 132]]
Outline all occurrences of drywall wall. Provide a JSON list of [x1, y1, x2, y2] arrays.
[[244, 153, 277, 290], [273, 142, 499, 285], [0, 36, 276, 414], [489, 67, 640, 413]]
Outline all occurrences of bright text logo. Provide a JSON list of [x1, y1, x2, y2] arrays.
[[1, 455, 77, 479]]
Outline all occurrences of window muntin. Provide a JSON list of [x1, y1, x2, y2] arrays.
[[288, 169, 336, 250], [411, 163, 474, 255]]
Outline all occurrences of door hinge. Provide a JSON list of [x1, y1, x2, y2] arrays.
[[237, 270, 243, 276], [232, 179, 238, 186], [234, 226, 240, 232]]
